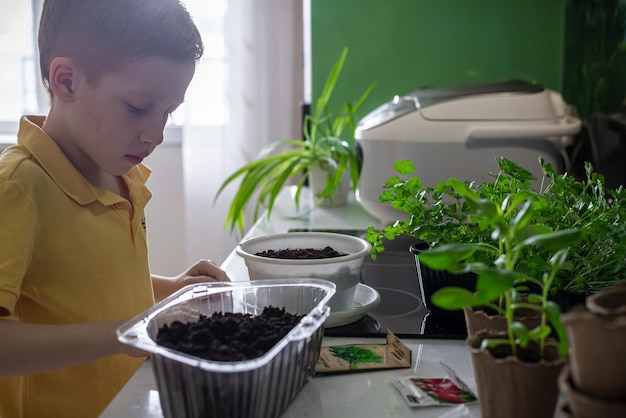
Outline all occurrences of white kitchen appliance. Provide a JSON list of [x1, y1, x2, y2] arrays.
[[355, 79, 581, 226]]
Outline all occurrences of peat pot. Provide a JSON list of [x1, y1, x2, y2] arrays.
[[563, 283, 626, 402], [468, 331, 565, 418], [463, 303, 542, 336], [585, 281, 626, 317], [558, 365, 626, 418]]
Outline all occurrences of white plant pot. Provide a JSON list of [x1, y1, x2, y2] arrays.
[[236, 232, 371, 312], [308, 164, 350, 207]]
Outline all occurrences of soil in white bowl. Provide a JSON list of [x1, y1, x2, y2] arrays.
[[255, 247, 346, 259]]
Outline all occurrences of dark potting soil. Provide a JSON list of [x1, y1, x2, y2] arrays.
[[486, 339, 561, 363], [156, 306, 304, 361], [255, 246, 346, 259]]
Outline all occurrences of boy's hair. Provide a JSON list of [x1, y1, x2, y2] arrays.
[[38, 0, 204, 98]]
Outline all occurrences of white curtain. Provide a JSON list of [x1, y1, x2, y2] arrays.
[[182, 0, 304, 266]]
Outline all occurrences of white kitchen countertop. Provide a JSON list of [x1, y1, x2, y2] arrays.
[[100, 187, 482, 418]]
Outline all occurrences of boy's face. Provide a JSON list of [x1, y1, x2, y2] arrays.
[[63, 56, 195, 178]]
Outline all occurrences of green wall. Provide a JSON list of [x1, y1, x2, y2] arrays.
[[310, 0, 565, 120]]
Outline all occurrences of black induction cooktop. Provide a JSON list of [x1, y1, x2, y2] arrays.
[[288, 228, 467, 340]]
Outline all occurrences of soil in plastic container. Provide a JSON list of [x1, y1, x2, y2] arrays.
[[156, 306, 304, 361]]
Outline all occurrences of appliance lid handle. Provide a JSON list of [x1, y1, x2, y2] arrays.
[[467, 116, 581, 140]]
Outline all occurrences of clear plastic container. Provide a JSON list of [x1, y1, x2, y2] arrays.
[[117, 279, 336, 418]]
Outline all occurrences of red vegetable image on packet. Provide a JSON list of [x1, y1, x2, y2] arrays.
[[392, 362, 478, 407]]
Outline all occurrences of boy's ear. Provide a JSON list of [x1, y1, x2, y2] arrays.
[[48, 57, 78, 103]]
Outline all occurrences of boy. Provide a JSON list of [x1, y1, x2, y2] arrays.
[[0, 1, 230, 416]]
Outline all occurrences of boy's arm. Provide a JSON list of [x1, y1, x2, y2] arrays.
[[151, 258, 230, 303], [0, 318, 145, 377]]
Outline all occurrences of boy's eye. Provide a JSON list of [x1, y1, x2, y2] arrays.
[[127, 103, 148, 114]]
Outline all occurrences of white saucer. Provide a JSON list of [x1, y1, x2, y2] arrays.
[[325, 283, 381, 328]]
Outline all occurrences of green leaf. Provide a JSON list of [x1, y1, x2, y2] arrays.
[[545, 301, 569, 359], [510, 200, 533, 232], [313, 47, 348, 121], [511, 321, 530, 348], [418, 243, 478, 271], [481, 338, 512, 351], [549, 248, 570, 271], [473, 266, 517, 302], [393, 159, 415, 176], [431, 287, 483, 310], [466, 198, 501, 224], [526, 324, 552, 340], [525, 293, 543, 304], [448, 177, 481, 200], [516, 228, 582, 251]]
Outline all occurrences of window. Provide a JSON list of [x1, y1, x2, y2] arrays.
[[179, 0, 228, 126], [0, 0, 41, 141], [0, 0, 228, 143]]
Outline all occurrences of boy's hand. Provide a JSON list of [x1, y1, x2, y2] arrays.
[[177, 258, 230, 284], [151, 259, 231, 302]]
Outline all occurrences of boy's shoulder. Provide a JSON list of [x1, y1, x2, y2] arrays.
[[2, 116, 66, 190], [0, 145, 47, 186]]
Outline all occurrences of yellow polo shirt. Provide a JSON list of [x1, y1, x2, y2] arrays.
[[0, 116, 155, 418]]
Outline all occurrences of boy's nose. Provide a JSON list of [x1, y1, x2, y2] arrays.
[[139, 126, 165, 145]]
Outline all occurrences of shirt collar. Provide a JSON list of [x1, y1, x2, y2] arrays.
[[17, 115, 151, 206]]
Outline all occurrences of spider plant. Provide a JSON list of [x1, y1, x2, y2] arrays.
[[215, 47, 375, 233]]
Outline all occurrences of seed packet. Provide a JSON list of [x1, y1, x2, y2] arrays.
[[392, 362, 478, 407], [314, 330, 411, 374]]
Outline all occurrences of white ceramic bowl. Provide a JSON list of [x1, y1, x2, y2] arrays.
[[236, 232, 372, 312]]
